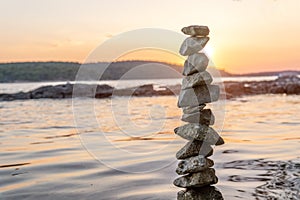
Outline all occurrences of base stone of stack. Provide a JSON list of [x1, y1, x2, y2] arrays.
[[181, 71, 213, 90], [173, 168, 218, 188], [179, 37, 210, 56], [178, 85, 220, 107], [181, 25, 210, 36], [183, 53, 209, 76], [176, 140, 213, 160], [175, 123, 224, 145], [177, 186, 224, 200], [181, 109, 215, 125], [176, 156, 214, 175]]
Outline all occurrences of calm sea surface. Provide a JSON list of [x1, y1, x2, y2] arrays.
[[0, 80, 299, 199]]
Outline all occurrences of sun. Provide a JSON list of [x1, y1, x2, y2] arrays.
[[203, 44, 214, 58]]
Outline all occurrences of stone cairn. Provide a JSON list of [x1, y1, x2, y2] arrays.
[[174, 25, 225, 199]]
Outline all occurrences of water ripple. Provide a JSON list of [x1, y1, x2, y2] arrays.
[[223, 159, 300, 199]]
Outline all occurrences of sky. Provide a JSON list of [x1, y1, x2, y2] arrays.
[[0, 0, 300, 73]]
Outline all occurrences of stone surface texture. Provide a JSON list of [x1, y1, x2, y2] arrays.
[[177, 85, 220, 108], [177, 187, 224, 200], [181, 25, 210, 36], [181, 109, 215, 125], [174, 123, 224, 145], [179, 37, 210, 56], [182, 105, 206, 115], [182, 53, 209, 75], [176, 156, 214, 175], [176, 140, 213, 160], [181, 71, 213, 90], [173, 168, 218, 188]]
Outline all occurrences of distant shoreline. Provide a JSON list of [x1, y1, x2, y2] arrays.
[[0, 61, 299, 83]]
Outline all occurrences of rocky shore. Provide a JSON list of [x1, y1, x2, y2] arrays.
[[0, 74, 299, 101], [224, 74, 300, 98], [0, 83, 175, 101]]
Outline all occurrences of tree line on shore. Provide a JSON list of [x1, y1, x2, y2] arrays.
[[0, 61, 298, 83]]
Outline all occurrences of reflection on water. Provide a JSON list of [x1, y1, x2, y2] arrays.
[[0, 94, 299, 199]]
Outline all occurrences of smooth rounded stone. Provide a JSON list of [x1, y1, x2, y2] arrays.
[[183, 53, 209, 76], [181, 71, 213, 90], [177, 85, 220, 107], [176, 140, 213, 160], [181, 109, 215, 125], [181, 25, 210, 36], [179, 37, 210, 56], [173, 168, 218, 188], [176, 156, 214, 175], [174, 123, 224, 145], [182, 104, 206, 115], [177, 186, 224, 200]]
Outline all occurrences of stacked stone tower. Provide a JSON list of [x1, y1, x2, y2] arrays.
[[174, 25, 225, 196]]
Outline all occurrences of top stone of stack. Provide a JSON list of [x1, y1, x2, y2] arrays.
[[181, 25, 210, 36]]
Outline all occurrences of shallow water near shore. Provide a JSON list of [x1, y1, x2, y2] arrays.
[[0, 94, 299, 199]]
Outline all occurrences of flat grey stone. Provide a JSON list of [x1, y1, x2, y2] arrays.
[[176, 140, 213, 159], [173, 168, 218, 188], [182, 105, 206, 115], [176, 156, 214, 175], [183, 53, 209, 76], [177, 85, 220, 107], [181, 71, 213, 90], [177, 186, 224, 200], [174, 123, 224, 145], [181, 25, 210, 36], [179, 37, 209, 56], [181, 109, 215, 125]]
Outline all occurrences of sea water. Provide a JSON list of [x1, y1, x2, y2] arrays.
[[0, 82, 299, 199]]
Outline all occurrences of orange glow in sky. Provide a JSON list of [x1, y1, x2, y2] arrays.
[[116, 49, 184, 66], [0, 0, 300, 73]]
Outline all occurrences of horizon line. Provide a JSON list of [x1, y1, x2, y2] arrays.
[[0, 60, 299, 75], [0, 59, 182, 66]]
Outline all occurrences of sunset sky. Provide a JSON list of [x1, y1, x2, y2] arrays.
[[1, 0, 300, 73]]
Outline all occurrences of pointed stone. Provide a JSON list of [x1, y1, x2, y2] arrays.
[[179, 37, 210, 56], [182, 105, 206, 115], [183, 60, 197, 76], [176, 156, 214, 175], [181, 109, 215, 125], [176, 140, 213, 160], [177, 186, 224, 200], [181, 25, 210, 36], [181, 71, 213, 90], [174, 123, 224, 145], [177, 85, 220, 108], [173, 168, 218, 188], [183, 53, 209, 76]]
